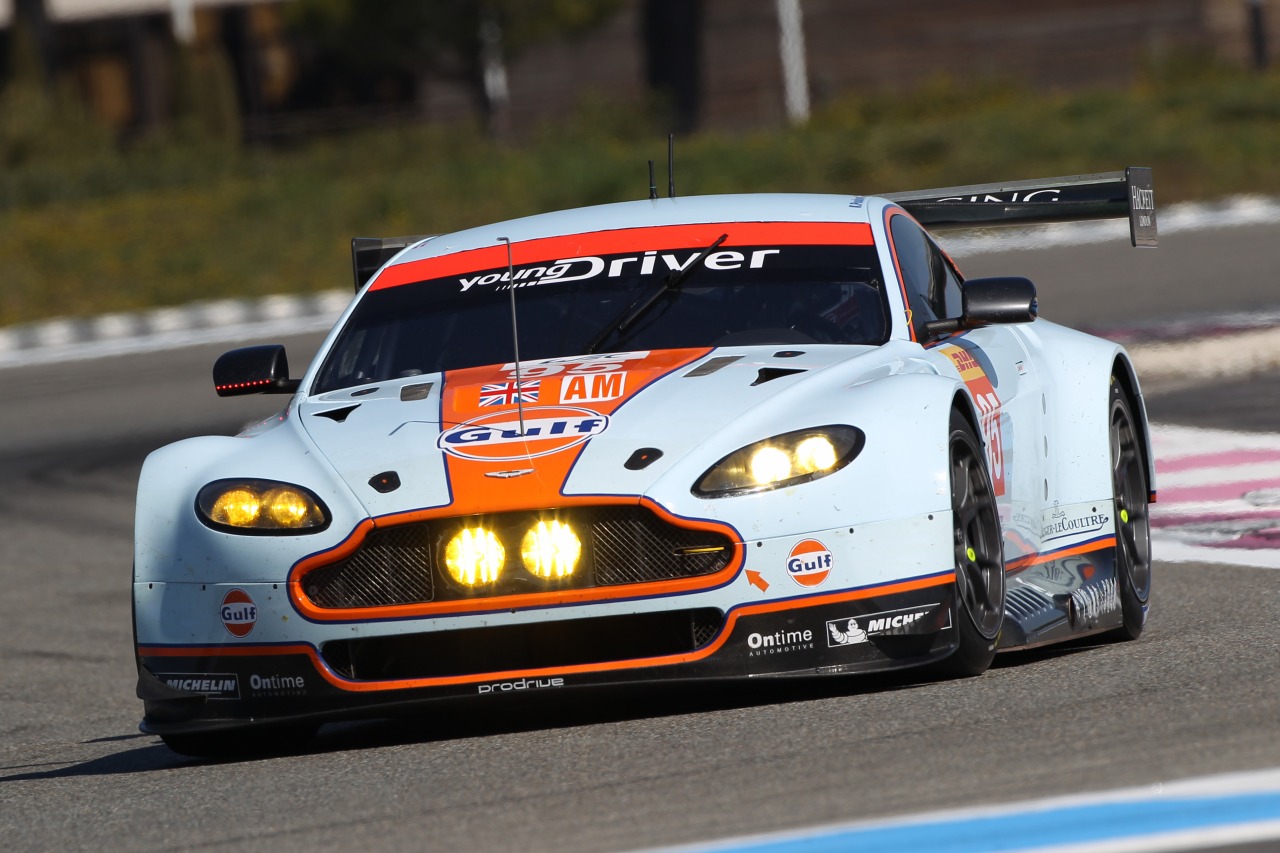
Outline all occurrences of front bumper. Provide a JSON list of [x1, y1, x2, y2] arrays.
[[137, 572, 956, 735], [137, 507, 958, 735]]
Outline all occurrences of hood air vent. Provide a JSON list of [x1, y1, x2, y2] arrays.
[[401, 382, 434, 402], [751, 367, 806, 386], [685, 355, 742, 377], [314, 405, 360, 422]]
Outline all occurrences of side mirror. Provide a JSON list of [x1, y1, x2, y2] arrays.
[[924, 277, 1037, 338], [213, 345, 301, 397]]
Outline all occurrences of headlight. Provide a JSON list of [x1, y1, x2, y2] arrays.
[[197, 479, 329, 533], [444, 527, 505, 586], [693, 426, 864, 498]]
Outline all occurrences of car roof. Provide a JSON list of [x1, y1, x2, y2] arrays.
[[393, 193, 881, 266]]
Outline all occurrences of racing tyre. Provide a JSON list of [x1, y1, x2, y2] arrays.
[[160, 724, 317, 760], [1108, 379, 1152, 641], [937, 409, 1005, 677]]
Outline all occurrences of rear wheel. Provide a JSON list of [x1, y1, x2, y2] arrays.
[[160, 724, 317, 760], [1108, 379, 1152, 640], [937, 409, 1006, 677]]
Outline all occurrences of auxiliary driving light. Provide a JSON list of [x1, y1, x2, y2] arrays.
[[521, 519, 581, 579], [198, 479, 328, 533], [444, 527, 505, 586]]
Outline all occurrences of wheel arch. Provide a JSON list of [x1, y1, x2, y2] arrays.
[[1110, 353, 1157, 499], [1024, 322, 1135, 508], [950, 389, 983, 446]]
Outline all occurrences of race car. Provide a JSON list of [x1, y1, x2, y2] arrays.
[[133, 168, 1158, 757]]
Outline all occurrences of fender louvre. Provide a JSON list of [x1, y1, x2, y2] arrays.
[[885, 167, 1158, 248]]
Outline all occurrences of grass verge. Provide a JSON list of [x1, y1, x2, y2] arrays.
[[4, 62, 1280, 327]]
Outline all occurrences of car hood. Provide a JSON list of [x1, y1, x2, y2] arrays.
[[297, 344, 922, 520]]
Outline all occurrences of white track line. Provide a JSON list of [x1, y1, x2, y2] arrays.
[[654, 766, 1280, 853]]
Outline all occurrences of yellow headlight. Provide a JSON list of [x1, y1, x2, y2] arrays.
[[445, 527, 505, 586], [210, 488, 262, 527], [198, 479, 329, 532], [521, 520, 581, 579], [749, 446, 792, 485], [794, 436, 837, 474], [693, 426, 865, 497], [263, 487, 320, 528]]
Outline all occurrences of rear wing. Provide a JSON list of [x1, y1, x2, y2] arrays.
[[351, 235, 435, 291], [884, 166, 1157, 248]]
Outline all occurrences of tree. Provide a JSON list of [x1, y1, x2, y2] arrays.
[[641, 0, 703, 133], [288, 0, 623, 134], [2, 1, 113, 167], [11, 0, 55, 87]]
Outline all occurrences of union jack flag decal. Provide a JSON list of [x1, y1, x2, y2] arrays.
[[479, 380, 540, 407]]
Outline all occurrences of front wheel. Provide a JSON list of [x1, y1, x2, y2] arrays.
[[1108, 379, 1152, 641], [936, 409, 1006, 677]]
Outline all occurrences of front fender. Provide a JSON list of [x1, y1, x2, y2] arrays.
[[133, 423, 369, 585], [653, 370, 967, 537], [1017, 320, 1147, 506]]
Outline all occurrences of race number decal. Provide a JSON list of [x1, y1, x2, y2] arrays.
[[939, 346, 1005, 497]]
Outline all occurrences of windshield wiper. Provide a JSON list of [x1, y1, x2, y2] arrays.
[[584, 233, 729, 354]]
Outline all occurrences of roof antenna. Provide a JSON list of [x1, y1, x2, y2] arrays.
[[498, 236, 526, 436], [667, 133, 676, 198], [648, 160, 658, 200]]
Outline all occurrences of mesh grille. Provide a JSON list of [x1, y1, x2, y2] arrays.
[[304, 525, 434, 608], [592, 507, 733, 585], [691, 611, 721, 648], [300, 506, 735, 610]]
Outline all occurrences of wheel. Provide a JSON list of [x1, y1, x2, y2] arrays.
[[1108, 379, 1152, 640], [937, 409, 1005, 677], [160, 723, 317, 760]]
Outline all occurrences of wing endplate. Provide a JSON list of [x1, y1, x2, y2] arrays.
[[885, 167, 1157, 247]]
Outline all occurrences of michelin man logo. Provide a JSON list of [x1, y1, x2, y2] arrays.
[[827, 618, 868, 646]]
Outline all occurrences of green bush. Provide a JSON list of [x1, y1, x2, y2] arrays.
[[5, 61, 1280, 326]]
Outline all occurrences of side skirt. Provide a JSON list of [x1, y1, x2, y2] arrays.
[[997, 539, 1124, 650]]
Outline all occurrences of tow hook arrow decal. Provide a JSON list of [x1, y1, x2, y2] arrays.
[[746, 570, 769, 593], [484, 468, 535, 479]]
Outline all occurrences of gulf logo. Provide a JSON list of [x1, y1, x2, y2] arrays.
[[220, 588, 257, 638], [437, 406, 609, 462], [786, 539, 833, 587]]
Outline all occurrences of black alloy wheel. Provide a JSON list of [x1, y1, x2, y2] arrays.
[[1109, 379, 1152, 640], [938, 409, 1005, 677]]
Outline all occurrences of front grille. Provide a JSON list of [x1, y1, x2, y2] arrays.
[[590, 507, 734, 585], [301, 506, 736, 610], [304, 525, 435, 608], [321, 607, 725, 681]]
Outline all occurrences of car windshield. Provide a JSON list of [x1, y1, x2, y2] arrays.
[[313, 241, 887, 393]]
